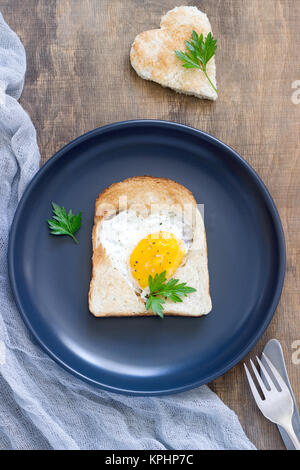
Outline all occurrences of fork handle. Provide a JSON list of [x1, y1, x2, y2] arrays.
[[281, 422, 300, 450]]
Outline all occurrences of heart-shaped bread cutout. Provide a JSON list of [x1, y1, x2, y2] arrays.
[[130, 6, 217, 100]]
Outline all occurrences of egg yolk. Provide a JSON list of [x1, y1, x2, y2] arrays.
[[130, 231, 185, 289]]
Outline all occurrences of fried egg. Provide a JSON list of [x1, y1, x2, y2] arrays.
[[99, 210, 193, 291]]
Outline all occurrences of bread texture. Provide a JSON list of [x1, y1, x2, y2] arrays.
[[88, 176, 212, 317], [130, 6, 217, 100]]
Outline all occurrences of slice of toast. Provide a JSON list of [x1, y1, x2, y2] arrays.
[[130, 6, 217, 100], [88, 176, 212, 317]]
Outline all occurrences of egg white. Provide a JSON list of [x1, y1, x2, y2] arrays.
[[98, 210, 193, 291]]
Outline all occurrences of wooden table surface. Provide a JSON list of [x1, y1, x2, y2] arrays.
[[2, 0, 300, 450]]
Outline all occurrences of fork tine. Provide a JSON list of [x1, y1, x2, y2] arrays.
[[256, 356, 274, 390], [250, 359, 268, 397], [262, 353, 288, 391], [244, 363, 263, 404]]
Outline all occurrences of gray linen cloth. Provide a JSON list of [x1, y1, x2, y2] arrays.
[[0, 12, 255, 450]]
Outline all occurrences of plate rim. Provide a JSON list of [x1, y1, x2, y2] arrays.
[[8, 119, 286, 395]]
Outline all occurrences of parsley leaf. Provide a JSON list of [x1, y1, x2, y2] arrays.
[[145, 271, 196, 318], [146, 295, 165, 319], [175, 31, 218, 94], [47, 202, 82, 244]]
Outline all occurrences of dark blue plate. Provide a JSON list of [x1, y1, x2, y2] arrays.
[[8, 120, 285, 395]]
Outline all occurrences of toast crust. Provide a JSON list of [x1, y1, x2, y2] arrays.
[[89, 176, 211, 317]]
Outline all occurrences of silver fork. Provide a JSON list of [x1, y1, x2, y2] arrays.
[[244, 353, 300, 450]]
